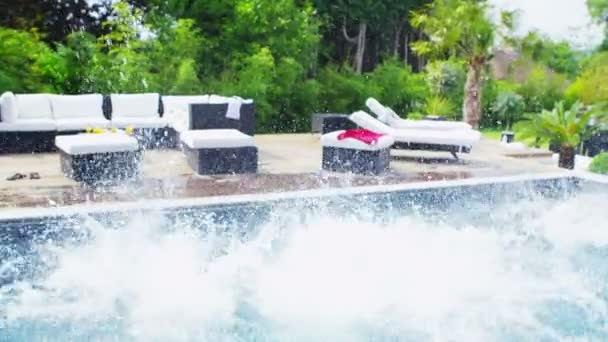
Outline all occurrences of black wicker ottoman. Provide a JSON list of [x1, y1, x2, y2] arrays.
[[321, 130, 394, 175], [55, 133, 142, 185], [180, 129, 258, 175]]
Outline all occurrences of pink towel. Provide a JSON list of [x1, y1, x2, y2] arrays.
[[337, 129, 384, 145]]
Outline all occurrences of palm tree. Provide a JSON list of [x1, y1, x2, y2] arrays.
[[411, 0, 513, 128], [514, 101, 603, 169]]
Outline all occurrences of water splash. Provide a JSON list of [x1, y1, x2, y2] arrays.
[[1, 193, 608, 341]]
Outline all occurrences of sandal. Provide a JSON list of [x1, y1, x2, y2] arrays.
[[6, 173, 27, 181], [30, 172, 40, 180]]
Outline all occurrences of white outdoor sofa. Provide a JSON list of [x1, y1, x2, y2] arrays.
[[365, 98, 473, 131], [350, 111, 482, 159], [0, 92, 256, 154]]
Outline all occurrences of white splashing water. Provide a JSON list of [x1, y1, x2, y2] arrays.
[[1, 193, 608, 341]]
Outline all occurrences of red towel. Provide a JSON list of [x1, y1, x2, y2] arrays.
[[337, 129, 384, 145]]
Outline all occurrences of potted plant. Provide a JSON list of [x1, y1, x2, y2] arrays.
[[514, 101, 603, 169]]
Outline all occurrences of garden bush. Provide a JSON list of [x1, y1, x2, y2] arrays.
[[589, 153, 608, 175]]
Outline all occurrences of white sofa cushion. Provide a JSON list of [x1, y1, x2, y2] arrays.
[[209, 95, 253, 120], [321, 130, 394, 151], [55, 118, 111, 131], [111, 117, 169, 129], [111, 93, 160, 118], [0, 119, 56, 132], [180, 129, 255, 149], [15, 94, 53, 120], [55, 133, 139, 155], [162, 95, 210, 132], [0, 92, 18, 123], [50, 94, 105, 119]]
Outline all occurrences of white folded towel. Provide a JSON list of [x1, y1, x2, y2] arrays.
[[226, 96, 243, 120]]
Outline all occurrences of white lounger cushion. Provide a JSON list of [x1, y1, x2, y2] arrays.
[[50, 94, 105, 119], [111, 93, 160, 118], [111, 117, 169, 129], [321, 130, 394, 151], [180, 129, 255, 149], [15, 94, 53, 120], [55, 133, 139, 155], [0, 119, 56, 132], [350, 111, 481, 147], [0, 92, 18, 123], [55, 118, 111, 131], [366, 98, 472, 130]]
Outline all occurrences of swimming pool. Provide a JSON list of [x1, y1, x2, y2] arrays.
[[1, 173, 608, 341]]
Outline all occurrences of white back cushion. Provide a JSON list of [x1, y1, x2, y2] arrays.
[[15, 94, 53, 119], [349, 111, 395, 135], [50, 94, 104, 119], [162, 95, 210, 132], [111, 93, 160, 118], [0, 92, 18, 123], [366, 98, 390, 122]]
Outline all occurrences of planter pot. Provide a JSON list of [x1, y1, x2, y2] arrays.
[[558, 145, 575, 170], [500, 131, 515, 144]]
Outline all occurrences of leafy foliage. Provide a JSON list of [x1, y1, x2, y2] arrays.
[[514, 101, 599, 147], [589, 152, 608, 174], [423, 96, 455, 117], [492, 91, 525, 129], [566, 52, 608, 105]]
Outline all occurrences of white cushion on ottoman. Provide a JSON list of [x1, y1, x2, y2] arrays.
[[180, 129, 255, 149], [321, 130, 394, 151], [56, 133, 139, 155]]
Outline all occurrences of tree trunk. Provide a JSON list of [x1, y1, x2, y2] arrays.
[[393, 24, 402, 58], [354, 22, 366, 74], [463, 62, 483, 128], [403, 31, 409, 65], [558, 145, 576, 169], [342, 22, 367, 74]]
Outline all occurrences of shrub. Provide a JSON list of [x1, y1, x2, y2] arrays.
[[589, 153, 608, 175], [423, 96, 455, 117], [492, 91, 525, 129], [425, 59, 465, 104]]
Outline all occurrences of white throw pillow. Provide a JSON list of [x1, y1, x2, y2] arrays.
[[111, 93, 160, 118], [15, 94, 53, 120], [50, 94, 104, 119], [0, 92, 18, 123]]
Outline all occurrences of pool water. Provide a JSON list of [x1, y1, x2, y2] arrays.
[[1, 179, 608, 341]]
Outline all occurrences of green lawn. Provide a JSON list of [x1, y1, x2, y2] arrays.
[[480, 128, 548, 148], [480, 128, 503, 141]]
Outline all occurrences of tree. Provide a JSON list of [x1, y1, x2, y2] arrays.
[[519, 32, 581, 77], [565, 52, 608, 105], [411, 0, 510, 128]]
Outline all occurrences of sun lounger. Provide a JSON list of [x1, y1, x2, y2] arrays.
[[349, 111, 481, 159], [365, 98, 472, 131]]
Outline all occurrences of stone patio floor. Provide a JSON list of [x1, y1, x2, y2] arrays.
[[0, 134, 559, 209]]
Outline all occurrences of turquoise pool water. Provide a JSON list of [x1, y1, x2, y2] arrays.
[[1, 177, 608, 341]]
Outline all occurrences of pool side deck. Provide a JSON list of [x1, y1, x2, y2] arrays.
[[0, 134, 559, 209]]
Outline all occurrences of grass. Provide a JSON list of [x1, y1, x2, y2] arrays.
[[480, 128, 548, 149]]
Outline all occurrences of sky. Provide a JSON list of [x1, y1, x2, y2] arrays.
[[489, 0, 605, 49]]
